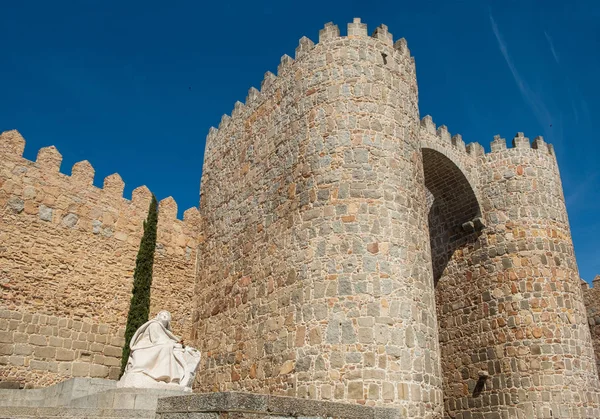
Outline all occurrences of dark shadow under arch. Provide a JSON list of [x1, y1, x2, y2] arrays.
[[422, 148, 481, 285]]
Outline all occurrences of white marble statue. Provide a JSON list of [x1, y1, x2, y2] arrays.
[[117, 310, 200, 392]]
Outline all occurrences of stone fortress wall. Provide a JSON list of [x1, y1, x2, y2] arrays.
[[194, 19, 600, 419], [424, 121, 600, 418], [194, 19, 444, 418], [582, 276, 600, 374], [1, 17, 600, 419], [0, 130, 201, 386]]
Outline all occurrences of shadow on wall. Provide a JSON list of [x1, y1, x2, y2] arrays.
[[422, 148, 482, 286]]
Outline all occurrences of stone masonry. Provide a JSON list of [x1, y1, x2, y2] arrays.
[[1, 17, 600, 419], [193, 19, 600, 419], [0, 130, 201, 387], [582, 276, 600, 374]]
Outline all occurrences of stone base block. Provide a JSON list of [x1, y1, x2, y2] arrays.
[[70, 387, 186, 410], [0, 377, 116, 407], [0, 376, 185, 414], [0, 406, 153, 418], [157, 392, 401, 419]]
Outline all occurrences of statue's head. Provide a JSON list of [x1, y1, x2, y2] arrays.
[[155, 310, 172, 330]]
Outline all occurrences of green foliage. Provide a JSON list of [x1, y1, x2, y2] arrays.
[[119, 195, 158, 377]]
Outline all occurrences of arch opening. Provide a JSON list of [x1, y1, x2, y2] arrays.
[[422, 148, 483, 415], [422, 148, 481, 286]]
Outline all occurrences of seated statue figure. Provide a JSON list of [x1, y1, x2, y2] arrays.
[[117, 310, 200, 392]]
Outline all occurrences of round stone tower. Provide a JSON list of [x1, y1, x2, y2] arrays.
[[194, 19, 443, 417], [193, 18, 600, 419], [435, 133, 600, 418]]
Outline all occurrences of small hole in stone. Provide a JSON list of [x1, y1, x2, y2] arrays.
[[381, 52, 388, 65], [472, 375, 487, 397]]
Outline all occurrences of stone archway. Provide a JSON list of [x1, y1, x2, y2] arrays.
[[421, 147, 483, 415], [422, 148, 481, 285]]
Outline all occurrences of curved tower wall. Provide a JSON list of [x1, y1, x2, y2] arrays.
[[194, 20, 443, 416], [438, 133, 600, 418], [479, 135, 600, 417]]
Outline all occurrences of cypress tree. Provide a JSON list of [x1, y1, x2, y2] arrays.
[[119, 195, 159, 377]]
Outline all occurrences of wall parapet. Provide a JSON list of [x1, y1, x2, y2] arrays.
[[202, 18, 416, 172], [419, 115, 555, 160], [1, 129, 201, 369], [0, 129, 200, 254]]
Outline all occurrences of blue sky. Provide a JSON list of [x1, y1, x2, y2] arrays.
[[1, 1, 598, 281]]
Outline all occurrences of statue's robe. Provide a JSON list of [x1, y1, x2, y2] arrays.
[[125, 319, 185, 384]]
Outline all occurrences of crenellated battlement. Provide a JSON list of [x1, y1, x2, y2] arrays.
[[4, 20, 599, 416], [0, 128, 203, 269], [419, 115, 556, 163], [488, 132, 555, 156], [0, 130, 201, 384], [0, 130, 200, 221], [419, 115, 483, 159], [0, 128, 201, 345], [203, 18, 416, 165]]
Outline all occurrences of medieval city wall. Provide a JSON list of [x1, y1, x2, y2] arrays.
[[425, 124, 600, 417], [0, 129, 201, 387], [2, 16, 600, 419], [193, 18, 600, 419], [583, 277, 600, 374], [194, 19, 444, 417], [471, 134, 599, 418]]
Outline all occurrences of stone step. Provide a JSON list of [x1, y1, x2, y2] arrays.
[[0, 378, 187, 418], [0, 406, 154, 418], [68, 387, 187, 410], [0, 378, 117, 408]]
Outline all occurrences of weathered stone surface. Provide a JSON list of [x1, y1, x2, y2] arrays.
[[583, 276, 600, 374], [194, 19, 443, 417], [156, 392, 401, 418], [7, 197, 24, 213], [38, 204, 53, 222], [0, 127, 201, 386], [1, 17, 600, 419], [61, 213, 78, 228]]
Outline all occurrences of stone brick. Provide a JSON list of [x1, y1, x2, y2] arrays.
[[29, 359, 48, 370], [33, 346, 56, 359], [0, 331, 13, 343], [108, 367, 120, 380], [97, 354, 120, 367], [308, 327, 322, 345], [89, 342, 105, 352], [48, 336, 63, 347], [29, 335, 47, 346], [56, 348, 75, 361], [103, 345, 122, 357], [348, 382, 363, 399], [13, 344, 33, 356], [38, 204, 53, 221], [72, 362, 90, 377], [72, 340, 88, 350], [89, 364, 109, 378], [398, 383, 409, 401], [383, 382, 395, 401], [0, 344, 14, 355], [110, 336, 125, 347], [368, 383, 380, 400], [58, 362, 72, 375]]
